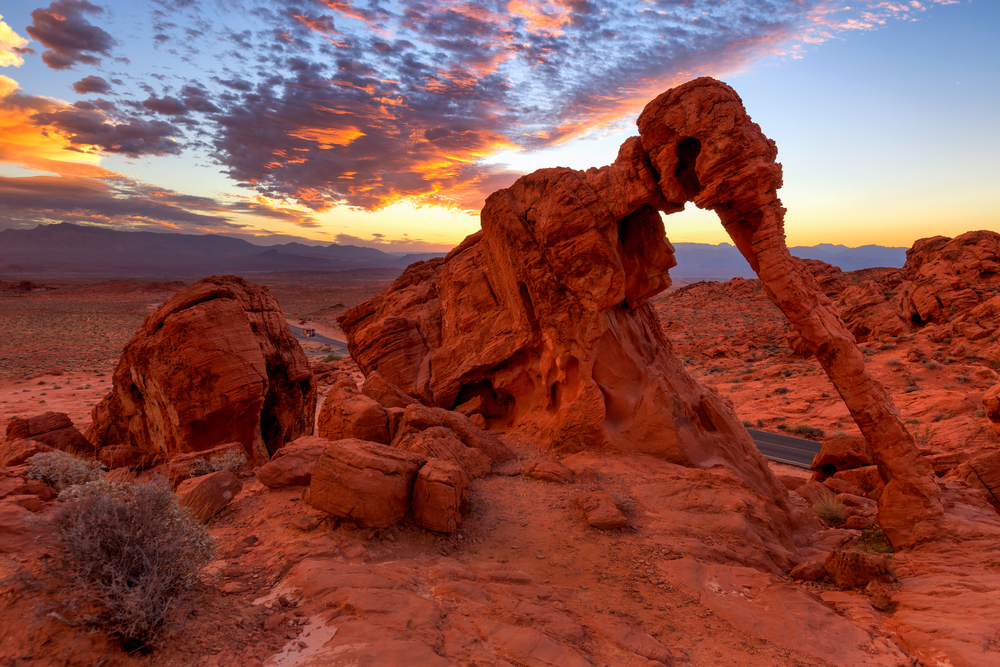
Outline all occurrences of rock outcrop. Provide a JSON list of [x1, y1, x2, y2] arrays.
[[338, 77, 967, 547], [5, 412, 90, 453], [86, 276, 316, 466]]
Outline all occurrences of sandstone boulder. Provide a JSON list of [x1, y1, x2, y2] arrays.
[[5, 412, 90, 453], [822, 477, 865, 497], [836, 282, 910, 342], [308, 439, 426, 527], [412, 459, 468, 533], [257, 436, 330, 488], [789, 561, 827, 581], [86, 275, 316, 466], [391, 405, 513, 464], [176, 470, 242, 522], [824, 550, 896, 590], [794, 481, 834, 506], [524, 458, 575, 484], [811, 435, 874, 479], [575, 490, 627, 530], [98, 444, 145, 470], [830, 466, 885, 498], [317, 381, 390, 444], [394, 426, 491, 479], [0, 439, 53, 467]]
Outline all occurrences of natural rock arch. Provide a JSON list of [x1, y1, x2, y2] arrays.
[[340, 77, 963, 546]]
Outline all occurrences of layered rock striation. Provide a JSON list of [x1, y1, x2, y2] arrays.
[[87, 276, 316, 466]]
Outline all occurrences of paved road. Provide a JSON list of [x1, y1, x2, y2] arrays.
[[287, 322, 350, 356], [748, 429, 820, 469]]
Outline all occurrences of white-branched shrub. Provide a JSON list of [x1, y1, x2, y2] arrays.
[[52, 478, 214, 651], [187, 448, 247, 478], [26, 450, 105, 491]]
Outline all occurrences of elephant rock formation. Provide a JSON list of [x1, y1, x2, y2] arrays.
[[340, 77, 994, 548]]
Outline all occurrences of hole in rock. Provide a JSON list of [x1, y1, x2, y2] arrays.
[[675, 137, 702, 198]]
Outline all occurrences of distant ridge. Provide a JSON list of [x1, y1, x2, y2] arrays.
[[0, 223, 907, 279], [669, 242, 907, 281], [0, 223, 442, 276]]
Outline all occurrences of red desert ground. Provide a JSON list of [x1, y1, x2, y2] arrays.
[[1, 77, 999, 667]]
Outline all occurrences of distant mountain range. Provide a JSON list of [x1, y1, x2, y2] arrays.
[[0, 223, 907, 279], [0, 223, 441, 275], [670, 242, 907, 280]]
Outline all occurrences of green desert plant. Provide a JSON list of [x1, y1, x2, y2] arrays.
[[788, 423, 825, 440], [812, 494, 846, 527], [187, 448, 247, 478], [26, 450, 105, 491], [857, 523, 893, 554], [321, 354, 343, 363], [52, 479, 214, 651]]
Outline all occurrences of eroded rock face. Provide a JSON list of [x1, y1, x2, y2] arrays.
[[5, 412, 91, 453], [338, 77, 982, 548], [86, 276, 316, 466]]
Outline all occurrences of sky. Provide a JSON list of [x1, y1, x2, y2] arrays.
[[0, 0, 996, 252]]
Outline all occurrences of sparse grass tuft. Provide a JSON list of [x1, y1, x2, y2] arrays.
[[885, 358, 903, 368], [26, 451, 105, 491], [51, 479, 214, 652], [812, 494, 846, 527], [773, 387, 789, 395]]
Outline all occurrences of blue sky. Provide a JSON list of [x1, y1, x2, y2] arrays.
[[0, 0, 996, 251]]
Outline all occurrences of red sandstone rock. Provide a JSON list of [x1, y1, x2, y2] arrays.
[[524, 458, 575, 484], [944, 450, 1000, 514], [86, 276, 316, 466], [394, 426, 491, 479], [984, 383, 1000, 437], [831, 466, 885, 498], [317, 380, 390, 444], [338, 76, 946, 547], [362, 370, 419, 408], [575, 490, 628, 529], [5, 412, 91, 453], [811, 435, 874, 478], [0, 502, 32, 551], [98, 444, 145, 470], [412, 459, 468, 533], [789, 561, 827, 581], [822, 477, 864, 497], [308, 439, 426, 527], [794, 481, 834, 506], [901, 230, 1000, 324], [0, 439, 53, 467], [391, 405, 513, 464], [176, 470, 242, 522], [167, 442, 244, 486], [836, 282, 910, 342], [824, 550, 896, 590], [257, 436, 330, 488]]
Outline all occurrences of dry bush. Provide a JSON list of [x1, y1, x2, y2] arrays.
[[812, 494, 846, 527], [187, 448, 247, 478], [26, 450, 105, 491], [51, 479, 214, 651]]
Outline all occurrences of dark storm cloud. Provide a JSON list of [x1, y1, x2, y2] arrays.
[[72, 75, 111, 94], [25, 0, 116, 70]]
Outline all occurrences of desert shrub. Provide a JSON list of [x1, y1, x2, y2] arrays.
[[773, 387, 789, 395], [812, 494, 846, 527], [975, 409, 986, 418], [27, 451, 105, 491], [755, 419, 764, 428], [923, 360, 941, 370], [52, 479, 214, 651], [321, 354, 342, 363], [885, 358, 903, 368], [788, 423, 825, 440], [956, 375, 970, 384], [858, 523, 893, 554], [741, 420, 753, 428], [611, 492, 634, 514], [187, 448, 247, 478], [911, 425, 936, 446]]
